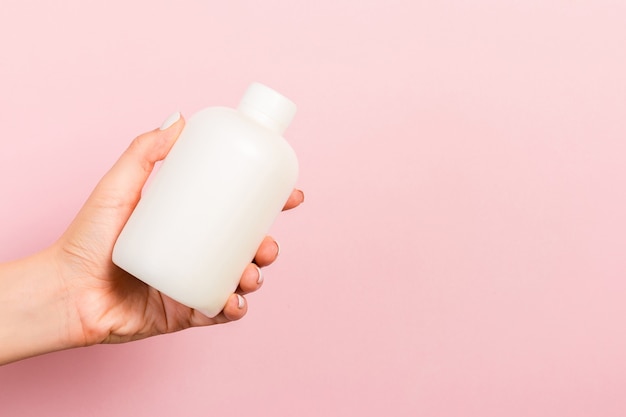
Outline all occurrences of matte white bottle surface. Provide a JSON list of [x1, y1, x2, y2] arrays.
[[112, 83, 299, 317]]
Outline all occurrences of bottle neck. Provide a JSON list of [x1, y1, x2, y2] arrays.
[[238, 103, 287, 135], [236, 83, 296, 136]]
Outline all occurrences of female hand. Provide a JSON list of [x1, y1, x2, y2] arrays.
[[0, 113, 304, 363]]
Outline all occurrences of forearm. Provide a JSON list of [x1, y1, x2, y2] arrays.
[[0, 248, 81, 365]]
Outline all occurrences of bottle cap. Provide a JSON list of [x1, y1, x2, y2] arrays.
[[238, 83, 297, 135]]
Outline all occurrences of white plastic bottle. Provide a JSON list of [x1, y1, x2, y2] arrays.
[[112, 83, 299, 317]]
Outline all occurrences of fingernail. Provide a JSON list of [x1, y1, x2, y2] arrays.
[[298, 189, 305, 202], [255, 264, 264, 285], [159, 111, 181, 130], [237, 294, 245, 309], [275, 241, 281, 257]]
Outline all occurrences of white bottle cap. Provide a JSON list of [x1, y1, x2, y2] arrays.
[[238, 83, 297, 135]]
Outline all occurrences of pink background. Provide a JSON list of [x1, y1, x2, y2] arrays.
[[1, 1, 625, 415]]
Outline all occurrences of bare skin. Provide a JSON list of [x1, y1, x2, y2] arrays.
[[0, 114, 304, 364]]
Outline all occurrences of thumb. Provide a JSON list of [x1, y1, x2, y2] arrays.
[[88, 112, 185, 219]]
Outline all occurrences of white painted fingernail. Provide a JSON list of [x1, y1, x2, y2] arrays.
[[275, 241, 281, 257], [237, 294, 245, 309], [159, 111, 180, 130], [255, 264, 264, 285]]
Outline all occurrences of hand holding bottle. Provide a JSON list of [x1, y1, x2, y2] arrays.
[[0, 114, 304, 365]]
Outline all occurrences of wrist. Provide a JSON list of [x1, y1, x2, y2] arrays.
[[0, 247, 83, 365]]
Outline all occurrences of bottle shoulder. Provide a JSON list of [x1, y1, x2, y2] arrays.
[[188, 107, 294, 147], [181, 106, 299, 175]]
